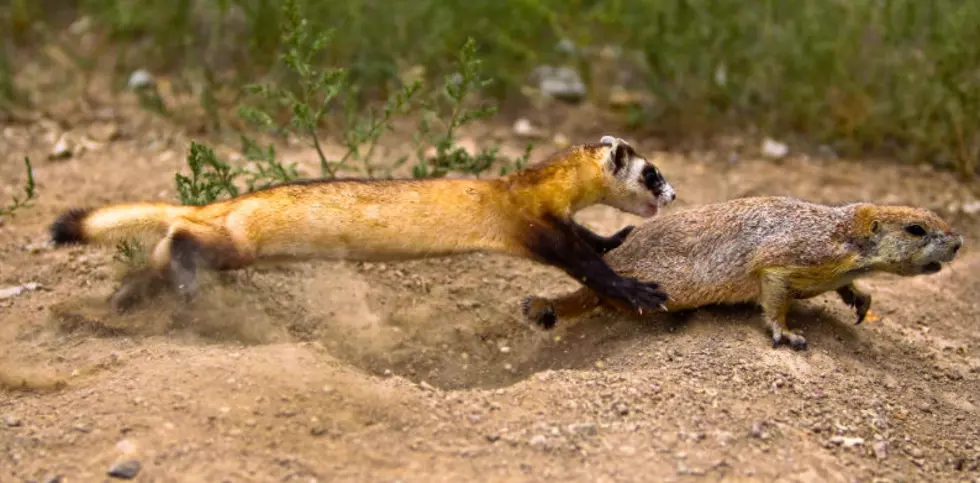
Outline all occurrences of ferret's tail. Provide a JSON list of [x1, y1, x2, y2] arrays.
[[50, 202, 196, 246]]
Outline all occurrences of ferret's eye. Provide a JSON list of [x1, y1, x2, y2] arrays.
[[643, 168, 661, 189], [904, 224, 927, 237]]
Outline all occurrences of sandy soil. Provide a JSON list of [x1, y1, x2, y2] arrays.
[[1, 96, 979, 483]]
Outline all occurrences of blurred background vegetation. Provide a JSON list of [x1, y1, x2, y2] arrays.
[[3, 0, 980, 177]]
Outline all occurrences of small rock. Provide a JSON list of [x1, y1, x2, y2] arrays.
[[534, 65, 586, 103], [828, 436, 864, 448], [961, 200, 980, 216], [906, 445, 924, 458], [873, 441, 888, 460], [512, 118, 543, 139], [761, 138, 789, 159], [108, 459, 141, 479], [613, 402, 629, 416], [115, 439, 137, 455], [486, 433, 500, 443], [883, 375, 899, 390], [310, 425, 328, 437], [619, 445, 636, 455], [750, 421, 764, 438], [528, 434, 548, 448], [43, 474, 64, 483], [49, 134, 76, 160], [89, 123, 121, 143], [72, 423, 91, 433], [3, 415, 22, 427], [127, 70, 155, 89], [555, 38, 577, 55], [498, 346, 511, 354], [567, 423, 598, 436], [0, 283, 41, 300]]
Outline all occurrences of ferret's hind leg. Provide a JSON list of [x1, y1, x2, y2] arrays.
[[109, 221, 252, 312]]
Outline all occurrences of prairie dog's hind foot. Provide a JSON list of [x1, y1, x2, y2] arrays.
[[521, 296, 557, 330], [771, 328, 808, 351]]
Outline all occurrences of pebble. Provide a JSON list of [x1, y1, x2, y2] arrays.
[[750, 421, 764, 438], [108, 459, 142, 479], [127, 70, 155, 89], [829, 436, 864, 448], [906, 445, 924, 458], [49, 134, 76, 160], [873, 441, 888, 460], [528, 434, 548, 448], [512, 118, 543, 139], [43, 475, 63, 483], [761, 138, 789, 159], [534, 65, 587, 103], [567, 422, 597, 436], [0, 283, 41, 300], [3, 415, 22, 427]]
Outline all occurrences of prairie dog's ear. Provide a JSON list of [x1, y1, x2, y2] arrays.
[[599, 135, 633, 175]]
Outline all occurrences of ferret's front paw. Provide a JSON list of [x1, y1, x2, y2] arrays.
[[520, 296, 557, 330], [617, 279, 669, 313], [771, 328, 808, 351]]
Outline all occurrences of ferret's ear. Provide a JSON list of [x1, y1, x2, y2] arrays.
[[599, 135, 631, 175]]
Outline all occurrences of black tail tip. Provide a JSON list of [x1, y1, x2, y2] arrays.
[[50, 208, 91, 246]]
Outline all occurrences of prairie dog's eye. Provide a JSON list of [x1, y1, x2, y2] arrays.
[[904, 224, 927, 237]]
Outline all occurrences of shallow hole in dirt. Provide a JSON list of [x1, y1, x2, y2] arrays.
[[36, 262, 888, 391]]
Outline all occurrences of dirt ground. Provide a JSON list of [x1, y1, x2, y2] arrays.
[[1, 93, 979, 483]]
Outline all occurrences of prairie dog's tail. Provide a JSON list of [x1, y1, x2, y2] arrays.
[[50, 203, 196, 246]]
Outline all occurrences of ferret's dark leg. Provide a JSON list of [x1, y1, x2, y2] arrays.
[[569, 222, 635, 254], [523, 216, 668, 313], [110, 223, 250, 312]]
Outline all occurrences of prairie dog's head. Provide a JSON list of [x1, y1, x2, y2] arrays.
[[861, 205, 963, 276], [596, 135, 676, 218]]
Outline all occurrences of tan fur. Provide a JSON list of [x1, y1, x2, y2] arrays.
[[52, 137, 677, 313], [523, 196, 964, 350]]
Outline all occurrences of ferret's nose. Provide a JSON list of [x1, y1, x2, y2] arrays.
[[951, 240, 962, 254], [670, 192, 676, 201]]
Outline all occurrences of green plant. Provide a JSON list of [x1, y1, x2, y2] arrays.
[[236, 0, 532, 180], [0, 48, 18, 109], [0, 157, 37, 219], [112, 240, 148, 268], [406, 38, 532, 179], [175, 141, 240, 206]]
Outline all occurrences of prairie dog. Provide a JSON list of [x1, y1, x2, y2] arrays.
[[522, 196, 963, 350], [51, 135, 677, 313]]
